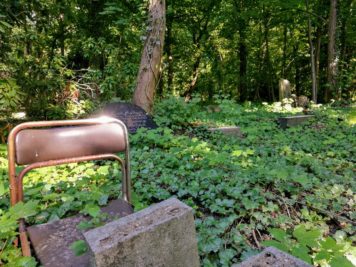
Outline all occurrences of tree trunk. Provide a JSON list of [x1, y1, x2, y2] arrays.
[[282, 25, 287, 77], [315, 26, 321, 96], [183, 55, 201, 101], [339, 0, 352, 98], [59, 14, 65, 57], [234, 0, 248, 101], [239, 24, 247, 102], [263, 8, 274, 101], [294, 44, 301, 96], [133, 0, 166, 113], [306, 0, 317, 103], [326, 0, 337, 101], [165, 8, 174, 93]]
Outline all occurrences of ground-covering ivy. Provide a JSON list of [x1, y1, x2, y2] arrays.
[[0, 98, 355, 266]]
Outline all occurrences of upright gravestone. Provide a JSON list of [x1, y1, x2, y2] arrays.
[[96, 103, 157, 134], [279, 79, 291, 101], [84, 198, 200, 267]]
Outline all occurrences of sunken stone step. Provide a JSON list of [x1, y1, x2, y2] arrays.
[[278, 115, 315, 129], [233, 247, 312, 267], [84, 198, 200, 267]]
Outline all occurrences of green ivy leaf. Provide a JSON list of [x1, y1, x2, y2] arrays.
[[329, 256, 354, 267], [314, 250, 332, 262], [320, 237, 345, 253], [9, 201, 39, 219], [269, 228, 288, 242], [293, 225, 322, 248], [0, 180, 5, 196], [77, 220, 93, 231], [98, 194, 109, 206], [70, 240, 88, 256], [219, 248, 236, 266], [4, 256, 37, 267], [292, 176, 309, 186], [261, 240, 289, 253], [81, 204, 101, 217], [291, 245, 312, 264]]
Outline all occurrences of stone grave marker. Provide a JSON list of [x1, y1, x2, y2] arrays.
[[279, 79, 291, 101], [96, 102, 157, 134], [278, 115, 315, 129], [233, 247, 312, 267], [84, 198, 200, 267], [208, 126, 244, 138]]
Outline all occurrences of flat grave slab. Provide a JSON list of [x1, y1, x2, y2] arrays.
[[233, 247, 312, 267], [278, 115, 315, 129], [208, 126, 244, 138], [27, 199, 133, 267], [96, 103, 157, 134]]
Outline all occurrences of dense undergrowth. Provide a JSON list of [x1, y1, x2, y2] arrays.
[[0, 98, 355, 266]]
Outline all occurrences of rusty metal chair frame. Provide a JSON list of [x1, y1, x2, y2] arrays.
[[7, 118, 131, 257]]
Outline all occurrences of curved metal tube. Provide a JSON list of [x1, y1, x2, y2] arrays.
[[7, 118, 131, 257], [16, 154, 128, 202]]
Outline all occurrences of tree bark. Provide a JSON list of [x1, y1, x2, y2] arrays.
[[234, 0, 248, 101], [165, 8, 174, 93], [326, 0, 337, 101], [282, 25, 287, 78], [306, 0, 317, 103], [239, 22, 247, 102], [294, 44, 301, 96], [262, 7, 274, 101], [315, 26, 322, 95], [133, 0, 166, 113], [183, 55, 201, 101], [182, 18, 209, 101]]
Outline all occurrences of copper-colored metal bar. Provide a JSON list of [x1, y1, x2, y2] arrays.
[[15, 154, 126, 257], [7, 127, 18, 206], [7, 118, 131, 257], [19, 219, 31, 257], [8, 117, 131, 205]]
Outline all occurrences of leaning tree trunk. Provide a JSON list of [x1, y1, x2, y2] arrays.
[[326, 0, 337, 101], [133, 0, 166, 113]]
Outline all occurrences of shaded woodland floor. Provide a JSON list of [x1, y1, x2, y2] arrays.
[[0, 99, 355, 266]]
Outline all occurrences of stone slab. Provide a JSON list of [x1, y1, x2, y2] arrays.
[[208, 126, 244, 138], [84, 198, 200, 267], [96, 102, 157, 133], [233, 247, 312, 267], [27, 199, 133, 267], [278, 115, 315, 129]]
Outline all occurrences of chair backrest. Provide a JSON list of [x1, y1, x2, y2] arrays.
[[8, 118, 131, 206]]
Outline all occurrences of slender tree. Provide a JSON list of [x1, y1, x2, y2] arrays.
[[306, 0, 317, 103], [133, 0, 166, 113], [326, 0, 337, 101]]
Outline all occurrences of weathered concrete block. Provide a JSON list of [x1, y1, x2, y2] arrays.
[[233, 247, 312, 267], [208, 126, 244, 138], [84, 198, 200, 267], [278, 115, 315, 129], [27, 199, 133, 267]]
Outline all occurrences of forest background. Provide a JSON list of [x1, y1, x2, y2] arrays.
[[0, 0, 355, 119], [0, 1, 355, 266]]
